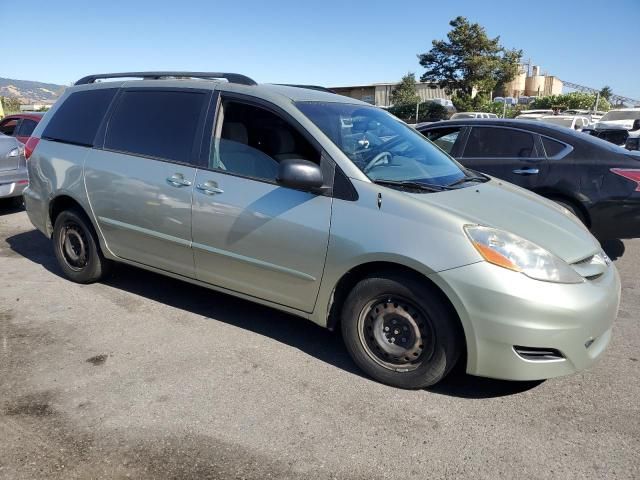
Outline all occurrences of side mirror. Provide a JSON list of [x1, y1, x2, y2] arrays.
[[632, 119, 640, 131], [277, 159, 324, 192]]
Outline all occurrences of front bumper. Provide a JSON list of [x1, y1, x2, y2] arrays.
[[432, 260, 621, 381]]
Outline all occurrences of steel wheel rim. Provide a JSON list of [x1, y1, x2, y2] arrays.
[[59, 222, 88, 272], [357, 295, 435, 372]]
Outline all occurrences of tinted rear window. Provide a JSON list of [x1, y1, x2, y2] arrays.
[[541, 137, 566, 157], [105, 90, 206, 163], [464, 127, 538, 158], [16, 119, 38, 137], [42, 89, 117, 146]]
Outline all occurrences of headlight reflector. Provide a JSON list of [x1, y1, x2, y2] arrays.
[[464, 225, 584, 284]]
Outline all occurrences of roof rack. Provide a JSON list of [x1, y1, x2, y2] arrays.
[[74, 71, 257, 86], [276, 84, 335, 93]]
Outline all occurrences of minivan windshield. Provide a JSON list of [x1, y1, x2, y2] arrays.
[[297, 102, 467, 187]]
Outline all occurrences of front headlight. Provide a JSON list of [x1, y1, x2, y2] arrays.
[[625, 137, 640, 151], [464, 225, 584, 284]]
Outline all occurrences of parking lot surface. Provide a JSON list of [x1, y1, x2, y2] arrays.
[[0, 205, 638, 479]]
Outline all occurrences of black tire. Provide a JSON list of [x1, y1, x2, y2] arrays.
[[552, 199, 586, 225], [52, 208, 111, 283], [341, 273, 462, 389]]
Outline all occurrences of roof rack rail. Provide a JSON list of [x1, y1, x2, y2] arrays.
[[74, 71, 257, 86], [276, 84, 335, 93]]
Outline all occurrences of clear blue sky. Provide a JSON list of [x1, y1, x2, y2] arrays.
[[3, 0, 639, 99]]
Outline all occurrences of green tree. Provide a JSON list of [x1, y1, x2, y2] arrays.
[[390, 73, 420, 106], [599, 86, 612, 101], [418, 16, 522, 97], [530, 92, 610, 112], [1, 96, 22, 114], [388, 101, 448, 123]]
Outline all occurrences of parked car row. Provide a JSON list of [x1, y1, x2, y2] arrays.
[[0, 112, 44, 144], [584, 108, 640, 151], [19, 71, 621, 390]]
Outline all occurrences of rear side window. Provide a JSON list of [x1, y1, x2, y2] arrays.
[[541, 137, 567, 157], [464, 127, 538, 158], [16, 119, 38, 137], [423, 127, 463, 154], [0, 118, 18, 136], [42, 89, 117, 146], [105, 90, 207, 163]]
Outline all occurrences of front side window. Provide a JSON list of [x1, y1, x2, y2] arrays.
[[296, 102, 465, 186], [464, 127, 538, 158], [210, 100, 320, 182]]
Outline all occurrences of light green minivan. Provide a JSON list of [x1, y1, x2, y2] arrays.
[[24, 72, 620, 388]]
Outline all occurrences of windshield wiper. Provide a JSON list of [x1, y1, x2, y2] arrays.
[[447, 174, 488, 187], [373, 179, 452, 192]]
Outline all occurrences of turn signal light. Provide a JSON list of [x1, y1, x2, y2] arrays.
[[24, 137, 40, 160], [611, 168, 640, 191]]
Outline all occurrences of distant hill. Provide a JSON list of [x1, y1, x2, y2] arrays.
[[0, 77, 65, 104]]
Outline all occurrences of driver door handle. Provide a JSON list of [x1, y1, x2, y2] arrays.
[[196, 181, 224, 195], [513, 168, 539, 175]]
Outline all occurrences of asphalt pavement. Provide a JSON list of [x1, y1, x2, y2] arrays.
[[0, 204, 638, 479]]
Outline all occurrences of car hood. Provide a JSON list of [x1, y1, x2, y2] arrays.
[[410, 180, 600, 264], [596, 120, 634, 130]]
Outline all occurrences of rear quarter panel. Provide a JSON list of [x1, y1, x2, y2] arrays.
[[24, 140, 94, 236]]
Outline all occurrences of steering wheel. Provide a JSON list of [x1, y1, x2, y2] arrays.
[[363, 151, 392, 173]]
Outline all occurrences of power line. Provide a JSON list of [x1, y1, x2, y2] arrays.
[[561, 80, 640, 106]]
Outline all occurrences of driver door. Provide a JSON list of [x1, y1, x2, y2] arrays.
[[191, 97, 333, 312]]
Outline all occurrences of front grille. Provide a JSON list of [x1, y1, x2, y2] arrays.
[[571, 251, 610, 281], [513, 346, 565, 361], [573, 255, 594, 265]]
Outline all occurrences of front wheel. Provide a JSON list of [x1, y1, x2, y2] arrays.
[[53, 209, 111, 283], [552, 199, 586, 225], [341, 273, 462, 389]]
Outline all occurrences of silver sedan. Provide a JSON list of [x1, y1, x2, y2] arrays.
[[0, 133, 28, 206]]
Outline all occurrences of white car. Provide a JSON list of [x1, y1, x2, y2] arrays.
[[538, 115, 591, 131], [595, 108, 640, 131], [515, 109, 554, 120], [450, 112, 498, 119], [563, 109, 605, 125]]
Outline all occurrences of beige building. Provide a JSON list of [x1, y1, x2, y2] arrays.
[[502, 65, 563, 98], [330, 82, 452, 107], [333, 64, 563, 107]]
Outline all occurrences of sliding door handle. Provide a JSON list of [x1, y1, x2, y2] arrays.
[[196, 182, 224, 195], [166, 174, 192, 187]]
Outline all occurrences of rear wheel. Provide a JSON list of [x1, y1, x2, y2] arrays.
[[341, 273, 462, 389], [53, 209, 111, 283]]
